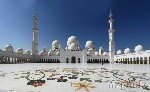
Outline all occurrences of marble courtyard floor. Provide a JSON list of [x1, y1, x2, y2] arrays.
[[0, 63, 150, 92]]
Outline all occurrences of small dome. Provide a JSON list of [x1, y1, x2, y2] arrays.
[[16, 48, 23, 54], [117, 50, 122, 55], [52, 40, 60, 49], [134, 45, 144, 52], [4, 44, 14, 52], [103, 52, 108, 55], [95, 51, 99, 56], [124, 48, 131, 54], [39, 51, 44, 56], [85, 40, 94, 49], [25, 50, 31, 55], [68, 43, 78, 50], [67, 36, 79, 47]]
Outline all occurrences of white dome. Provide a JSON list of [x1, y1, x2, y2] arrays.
[[4, 44, 14, 52], [16, 48, 23, 54], [117, 50, 122, 55], [124, 48, 131, 54], [25, 50, 31, 55], [52, 40, 60, 49], [68, 43, 78, 50], [103, 52, 108, 55], [67, 36, 79, 47], [95, 51, 99, 56], [134, 45, 144, 52], [39, 51, 44, 56], [85, 40, 94, 49]]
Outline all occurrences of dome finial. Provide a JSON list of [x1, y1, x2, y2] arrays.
[[110, 9, 112, 14], [109, 9, 113, 19], [34, 9, 37, 16], [33, 9, 38, 21]]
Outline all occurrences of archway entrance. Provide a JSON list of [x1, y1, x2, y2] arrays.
[[71, 56, 76, 63]]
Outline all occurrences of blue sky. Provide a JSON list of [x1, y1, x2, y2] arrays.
[[0, 0, 150, 53]]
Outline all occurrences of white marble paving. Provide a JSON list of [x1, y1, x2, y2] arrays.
[[0, 63, 150, 92]]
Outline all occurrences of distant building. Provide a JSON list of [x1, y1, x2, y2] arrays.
[[1, 11, 149, 64]]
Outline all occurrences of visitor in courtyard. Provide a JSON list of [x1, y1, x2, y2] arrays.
[[102, 61, 103, 65]]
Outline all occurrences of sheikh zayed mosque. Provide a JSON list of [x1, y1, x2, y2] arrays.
[[0, 11, 150, 64]]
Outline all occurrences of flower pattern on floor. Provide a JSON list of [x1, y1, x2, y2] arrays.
[[0, 67, 150, 92], [73, 82, 95, 91]]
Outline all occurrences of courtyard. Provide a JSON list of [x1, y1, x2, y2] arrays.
[[0, 63, 150, 92]]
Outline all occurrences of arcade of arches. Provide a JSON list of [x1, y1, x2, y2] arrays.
[[0, 56, 33, 64], [39, 59, 60, 63], [115, 57, 150, 64], [1, 55, 150, 64], [87, 59, 109, 63], [66, 56, 81, 63]]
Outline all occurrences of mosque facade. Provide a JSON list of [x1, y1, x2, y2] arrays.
[[115, 46, 150, 64], [0, 11, 150, 64]]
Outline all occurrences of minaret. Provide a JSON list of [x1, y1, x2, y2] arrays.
[[108, 10, 115, 63], [32, 10, 39, 56]]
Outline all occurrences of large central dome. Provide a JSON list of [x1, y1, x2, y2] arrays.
[[67, 36, 79, 46], [67, 36, 79, 50]]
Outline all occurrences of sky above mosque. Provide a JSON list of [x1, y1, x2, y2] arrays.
[[0, 0, 150, 53]]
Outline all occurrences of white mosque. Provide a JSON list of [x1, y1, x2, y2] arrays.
[[0, 11, 150, 64]]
